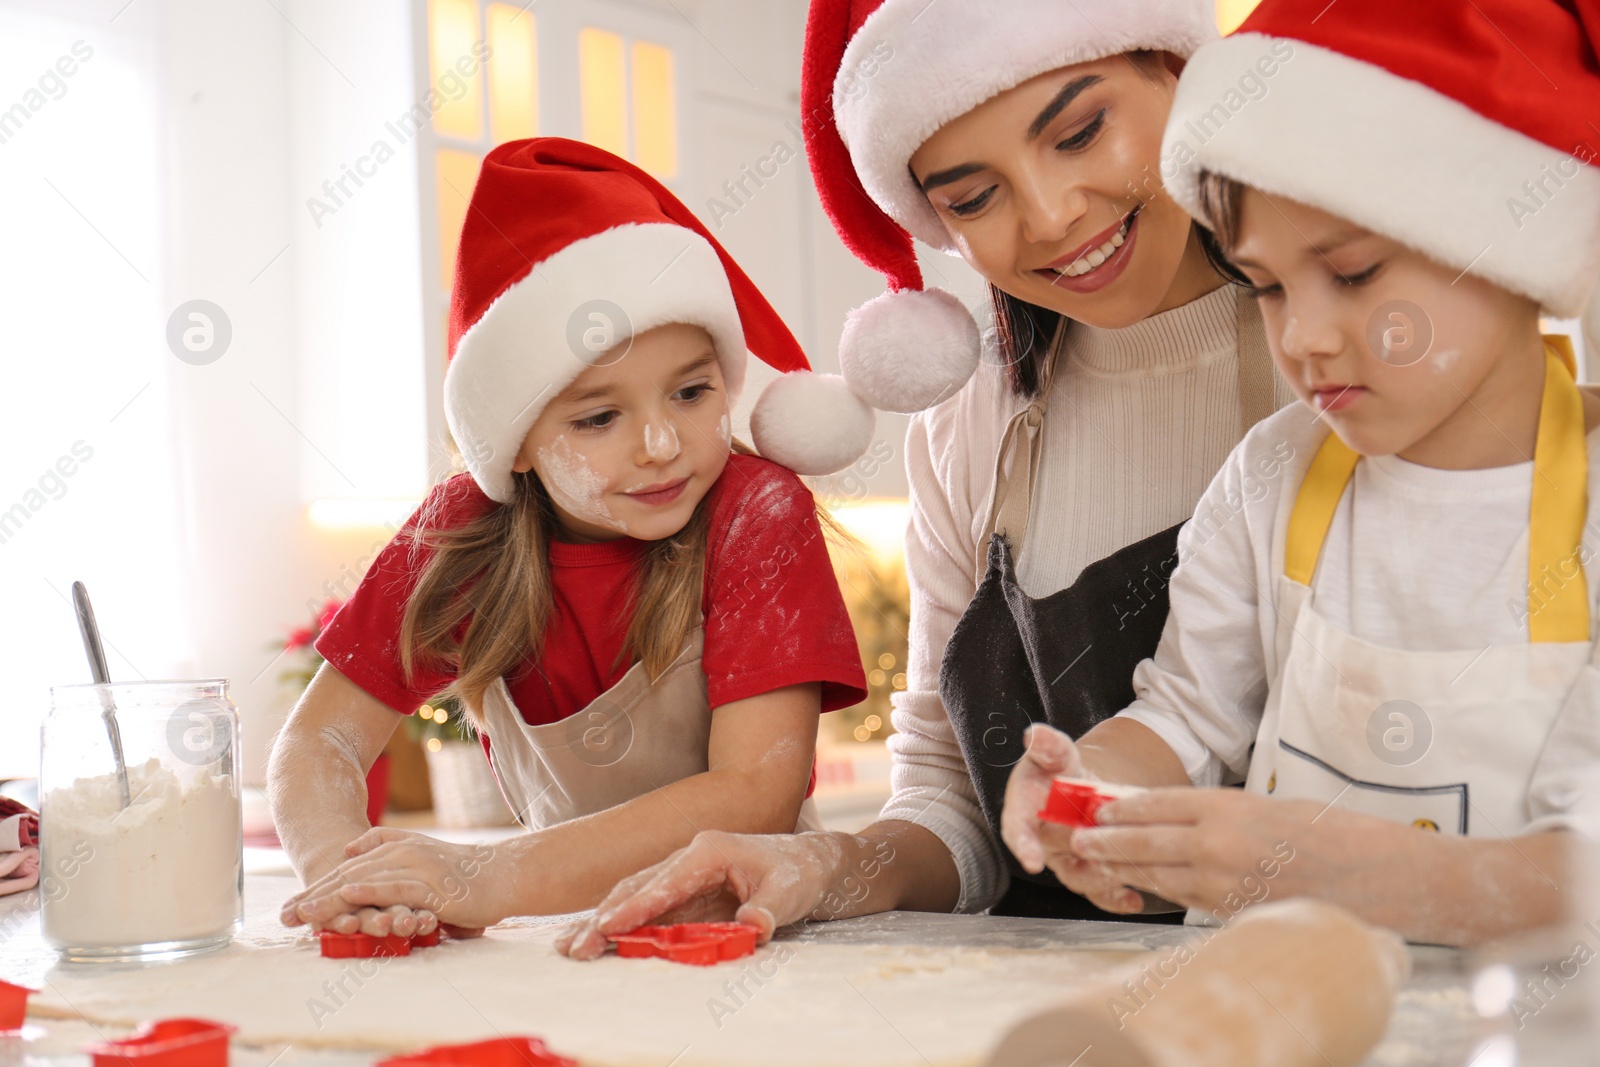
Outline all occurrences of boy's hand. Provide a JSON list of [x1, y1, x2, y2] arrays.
[[279, 827, 505, 935], [1068, 789, 1313, 915], [1000, 724, 1144, 913]]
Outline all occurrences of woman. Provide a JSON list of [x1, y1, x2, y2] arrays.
[[560, 0, 1299, 951]]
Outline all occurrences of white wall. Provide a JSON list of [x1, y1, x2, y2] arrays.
[[0, 0, 202, 780]]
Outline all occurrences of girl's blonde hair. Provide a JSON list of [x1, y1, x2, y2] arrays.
[[399, 438, 861, 727]]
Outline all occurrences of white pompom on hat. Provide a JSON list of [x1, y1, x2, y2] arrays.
[[443, 138, 874, 501], [801, 0, 1218, 414], [751, 371, 877, 475]]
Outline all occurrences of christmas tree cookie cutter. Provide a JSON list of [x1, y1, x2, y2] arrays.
[[378, 1036, 576, 1067], [318, 927, 443, 959], [86, 1018, 237, 1067], [0, 979, 36, 1031], [609, 922, 760, 966]]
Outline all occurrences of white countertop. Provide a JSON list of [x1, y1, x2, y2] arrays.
[[0, 861, 1524, 1067]]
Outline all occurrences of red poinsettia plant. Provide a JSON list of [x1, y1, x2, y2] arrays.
[[282, 597, 342, 658], [277, 598, 473, 746], [275, 598, 390, 827]]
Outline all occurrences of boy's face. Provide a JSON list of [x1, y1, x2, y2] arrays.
[[513, 322, 732, 543], [1230, 189, 1543, 464]]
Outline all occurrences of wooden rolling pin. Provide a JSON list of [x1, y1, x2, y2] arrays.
[[985, 899, 1410, 1067]]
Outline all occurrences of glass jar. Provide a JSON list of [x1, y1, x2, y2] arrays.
[[41, 679, 242, 963], [1464, 827, 1600, 1065]]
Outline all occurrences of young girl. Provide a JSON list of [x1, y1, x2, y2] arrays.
[[999, 0, 1600, 946], [271, 138, 871, 936]]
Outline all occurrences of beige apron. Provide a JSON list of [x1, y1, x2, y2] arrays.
[[1246, 339, 1591, 838], [478, 627, 823, 832]]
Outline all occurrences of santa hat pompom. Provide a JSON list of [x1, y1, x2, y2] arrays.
[[751, 371, 876, 476], [839, 288, 981, 414]]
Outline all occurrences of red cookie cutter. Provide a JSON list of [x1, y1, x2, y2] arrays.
[[1038, 777, 1141, 828], [0, 979, 36, 1031], [86, 1018, 236, 1067], [378, 1037, 576, 1067], [609, 922, 759, 966], [318, 928, 443, 959]]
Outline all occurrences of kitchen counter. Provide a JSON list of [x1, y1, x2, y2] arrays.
[[0, 867, 1514, 1067]]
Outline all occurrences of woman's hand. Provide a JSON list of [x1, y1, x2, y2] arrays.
[[556, 830, 862, 961], [1000, 724, 1145, 913], [279, 827, 510, 935]]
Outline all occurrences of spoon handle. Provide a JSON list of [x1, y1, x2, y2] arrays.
[[71, 582, 131, 809]]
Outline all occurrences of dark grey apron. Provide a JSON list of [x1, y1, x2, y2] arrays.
[[942, 286, 1277, 920]]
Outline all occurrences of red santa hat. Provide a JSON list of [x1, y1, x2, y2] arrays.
[[444, 138, 874, 502], [801, 0, 1218, 414], [1165, 0, 1600, 318]]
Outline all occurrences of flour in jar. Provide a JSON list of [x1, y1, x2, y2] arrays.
[[42, 758, 241, 948]]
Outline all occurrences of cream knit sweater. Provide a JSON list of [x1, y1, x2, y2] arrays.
[[879, 282, 1296, 912]]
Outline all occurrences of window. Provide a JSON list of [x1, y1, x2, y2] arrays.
[[423, 0, 680, 294], [425, 0, 541, 300], [578, 29, 678, 179], [1215, 0, 1265, 33], [418, 1, 683, 473]]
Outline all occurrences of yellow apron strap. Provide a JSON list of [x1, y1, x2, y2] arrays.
[[1283, 434, 1359, 587], [1282, 336, 1589, 643], [1529, 340, 1589, 643]]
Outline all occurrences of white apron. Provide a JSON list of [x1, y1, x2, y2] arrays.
[[1245, 339, 1591, 838], [477, 627, 823, 832]]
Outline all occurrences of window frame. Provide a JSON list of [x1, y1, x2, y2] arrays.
[[410, 0, 697, 483]]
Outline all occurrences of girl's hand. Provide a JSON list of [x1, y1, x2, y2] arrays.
[[1068, 788, 1319, 915], [290, 903, 439, 938], [1000, 724, 1144, 914], [555, 830, 854, 961], [279, 827, 508, 935]]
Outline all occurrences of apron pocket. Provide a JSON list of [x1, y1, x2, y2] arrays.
[[1275, 739, 1469, 835]]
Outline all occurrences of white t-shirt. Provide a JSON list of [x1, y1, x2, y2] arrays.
[[1118, 397, 1600, 837]]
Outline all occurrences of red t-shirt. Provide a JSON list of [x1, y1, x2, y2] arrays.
[[316, 454, 868, 735]]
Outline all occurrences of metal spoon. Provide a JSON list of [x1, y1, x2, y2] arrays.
[[71, 581, 131, 809]]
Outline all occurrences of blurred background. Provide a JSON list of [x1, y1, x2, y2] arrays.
[[1, 0, 1586, 832]]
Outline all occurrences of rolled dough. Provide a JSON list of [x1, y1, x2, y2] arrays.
[[28, 879, 1155, 1067]]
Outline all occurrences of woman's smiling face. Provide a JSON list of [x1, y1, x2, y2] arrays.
[[909, 54, 1220, 329]]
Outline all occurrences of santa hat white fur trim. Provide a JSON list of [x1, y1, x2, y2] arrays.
[[1165, 34, 1600, 318], [834, 0, 1216, 253], [444, 223, 745, 503], [1583, 287, 1600, 372], [751, 371, 876, 476], [840, 288, 981, 413]]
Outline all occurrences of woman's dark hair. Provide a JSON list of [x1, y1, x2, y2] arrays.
[[991, 221, 1249, 399]]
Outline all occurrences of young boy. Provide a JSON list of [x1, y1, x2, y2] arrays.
[[1003, 0, 1600, 945]]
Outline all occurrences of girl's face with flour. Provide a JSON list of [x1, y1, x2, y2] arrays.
[[909, 54, 1223, 329], [511, 322, 732, 543]]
